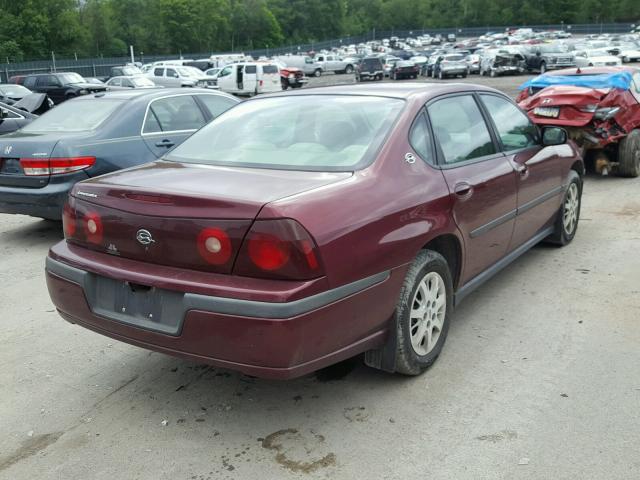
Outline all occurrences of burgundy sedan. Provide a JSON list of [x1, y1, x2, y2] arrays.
[[46, 84, 584, 379]]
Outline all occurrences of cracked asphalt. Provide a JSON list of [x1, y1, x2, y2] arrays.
[[1, 73, 640, 480]]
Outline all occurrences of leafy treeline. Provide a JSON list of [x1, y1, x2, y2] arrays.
[[1, 0, 639, 61]]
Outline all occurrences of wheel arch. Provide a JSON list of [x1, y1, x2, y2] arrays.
[[421, 234, 463, 290]]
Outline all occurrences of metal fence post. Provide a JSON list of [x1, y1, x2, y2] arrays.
[[92, 63, 96, 76]]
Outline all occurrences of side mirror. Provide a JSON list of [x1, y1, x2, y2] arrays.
[[542, 127, 567, 146], [0, 108, 6, 120]]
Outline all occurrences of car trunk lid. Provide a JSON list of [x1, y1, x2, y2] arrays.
[[0, 133, 61, 188], [66, 161, 351, 274]]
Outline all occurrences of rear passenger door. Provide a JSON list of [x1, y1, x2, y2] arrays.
[[36, 75, 64, 103], [427, 93, 518, 284], [141, 95, 208, 157]]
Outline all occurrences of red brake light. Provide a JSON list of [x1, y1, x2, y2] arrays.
[[20, 156, 96, 176], [234, 219, 323, 280], [197, 228, 232, 265], [248, 233, 290, 271], [83, 211, 103, 244]]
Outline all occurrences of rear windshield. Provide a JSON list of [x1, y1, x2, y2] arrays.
[[167, 95, 405, 171], [363, 59, 382, 67], [262, 65, 279, 74], [21, 99, 123, 133]]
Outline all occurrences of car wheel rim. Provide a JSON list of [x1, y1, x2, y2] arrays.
[[563, 183, 579, 234], [410, 271, 446, 356]]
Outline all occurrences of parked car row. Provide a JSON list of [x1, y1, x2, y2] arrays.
[[348, 31, 640, 82]]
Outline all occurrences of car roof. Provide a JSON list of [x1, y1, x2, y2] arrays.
[[262, 82, 503, 102], [71, 88, 236, 103]]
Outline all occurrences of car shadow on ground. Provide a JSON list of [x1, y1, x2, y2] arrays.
[[0, 217, 63, 247]]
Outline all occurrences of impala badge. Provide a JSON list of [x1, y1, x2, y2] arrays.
[[136, 229, 155, 246]]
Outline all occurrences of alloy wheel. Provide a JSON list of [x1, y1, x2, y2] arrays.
[[563, 183, 579, 234], [410, 272, 446, 356]]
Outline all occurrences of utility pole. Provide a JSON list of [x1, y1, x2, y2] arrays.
[[51, 51, 56, 72], [130, 45, 135, 64]]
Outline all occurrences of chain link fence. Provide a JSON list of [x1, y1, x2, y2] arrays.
[[1, 23, 634, 82]]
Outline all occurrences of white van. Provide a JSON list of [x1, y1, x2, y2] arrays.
[[215, 62, 282, 96]]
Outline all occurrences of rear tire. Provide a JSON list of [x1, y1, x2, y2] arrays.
[[617, 129, 640, 177], [438, 70, 443, 80], [490, 69, 497, 78], [345, 65, 354, 74], [547, 170, 582, 246], [393, 250, 453, 376], [314, 69, 322, 77], [540, 61, 547, 73]]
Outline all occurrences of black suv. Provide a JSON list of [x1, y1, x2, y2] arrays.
[[21, 72, 107, 104], [356, 57, 384, 81]]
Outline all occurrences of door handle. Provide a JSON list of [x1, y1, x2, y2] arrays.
[[155, 139, 175, 148], [516, 164, 529, 178], [454, 182, 473, 197]]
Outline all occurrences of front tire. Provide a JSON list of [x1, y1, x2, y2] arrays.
[[540, 61, 547, 73], [313, 69, 322, 77], [393, 250, 453, 375], [345, 65, 354, 74], [438, 70, 444, 80], [547, 170, 582, 246], [617, 129, 640, 177]]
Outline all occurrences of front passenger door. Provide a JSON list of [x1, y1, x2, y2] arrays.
[[479, 93, 563, 251], [427, 94, 518, 284]]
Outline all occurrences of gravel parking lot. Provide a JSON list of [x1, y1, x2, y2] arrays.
[[1, 73, 640, 480]]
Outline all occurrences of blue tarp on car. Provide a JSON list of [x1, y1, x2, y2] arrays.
[[519, 71, 633, 91]]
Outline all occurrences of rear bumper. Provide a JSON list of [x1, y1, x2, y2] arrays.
[[0, 175, 82, 220], [46, 251, 403, 379]]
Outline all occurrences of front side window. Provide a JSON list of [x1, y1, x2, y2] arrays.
[[143, 95, 206, 133], [480, 94, 539, 151], [167, 95, 405, 171], [427, 95, 496, 165], [219, 66, 232, 77], [196, 94, 237, 119], [166, 68, 178, 78]]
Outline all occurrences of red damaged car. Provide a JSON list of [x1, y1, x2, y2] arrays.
[[518, 66, 640, 177], [46, 84, 584, 379]]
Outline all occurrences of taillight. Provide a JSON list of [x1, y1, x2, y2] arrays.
[[234, 219, 322, 280], [197, 228, 232, 265], [20, 156, 96, 176], [83, 211, 103, 244], [62, 203, 76, 238]]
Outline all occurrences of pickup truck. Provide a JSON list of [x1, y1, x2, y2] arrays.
[[313, 54, 355, 75]]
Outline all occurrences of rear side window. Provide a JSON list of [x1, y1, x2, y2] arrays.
[[153, 68, 164, 76], [23, 77, 36, 89], [245, 65, 257, 74], [427, 95, 496, 165], [409, 112, 434, 164], [262, 65, 278, 74], [480, 94, 539, 151], [143, 95, 206, 133], [197, 94, 237, 119]]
